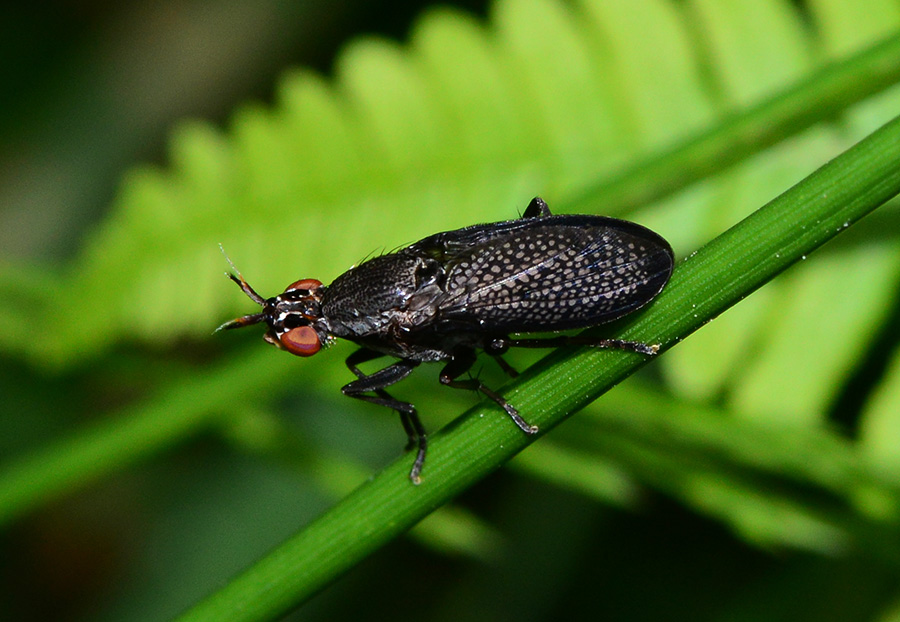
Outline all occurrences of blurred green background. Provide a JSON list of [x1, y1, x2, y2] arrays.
[[3, 0, 900, 620]]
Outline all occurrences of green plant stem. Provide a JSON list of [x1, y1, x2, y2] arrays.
[[176, 112, 900, 621], [568, 32, 900, 214]]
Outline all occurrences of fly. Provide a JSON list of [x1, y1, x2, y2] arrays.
[[218, 197, 674, 483]]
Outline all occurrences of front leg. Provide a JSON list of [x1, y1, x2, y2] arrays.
[[342, 349, 427, 483]]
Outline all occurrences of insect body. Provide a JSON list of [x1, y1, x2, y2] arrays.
[[219, 198, 674, 483]]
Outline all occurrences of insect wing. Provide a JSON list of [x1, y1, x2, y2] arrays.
[[436, 216, 673, 333]]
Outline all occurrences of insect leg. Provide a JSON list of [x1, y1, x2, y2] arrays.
[[497, 335, 660, 356], [346, 349, 420, 451], [491, 355, 519, 378], [439, 348, 539, 435], [483, 337, 519, 377], [345, 347, 390, 379], [343, 350, 427, 483], [522, 196, 552, 218]]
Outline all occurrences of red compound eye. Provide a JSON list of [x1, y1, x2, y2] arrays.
[[285, 278, 322, 292], [280, 325, 321, 357]]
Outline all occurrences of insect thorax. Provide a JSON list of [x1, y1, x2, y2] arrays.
[[321, 253, 448, 351]]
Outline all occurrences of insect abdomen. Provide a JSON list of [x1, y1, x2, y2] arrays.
[[435, 217, 673, 333]]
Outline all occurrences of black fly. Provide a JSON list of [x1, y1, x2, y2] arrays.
[[219, 198, 674, 483]]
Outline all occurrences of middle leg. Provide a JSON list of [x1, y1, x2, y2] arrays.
[[439, 348, 538, 434]]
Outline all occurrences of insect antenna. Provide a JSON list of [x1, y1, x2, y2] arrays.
[[216, 244, 268, 332]]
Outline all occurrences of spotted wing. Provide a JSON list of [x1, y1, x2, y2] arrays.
[[435, 217, 673, 333]]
